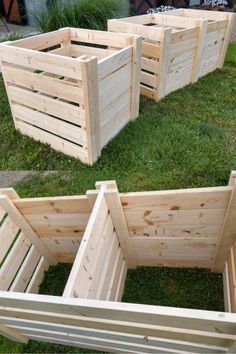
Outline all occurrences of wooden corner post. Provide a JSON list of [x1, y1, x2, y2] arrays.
[[96, 181, 137, 269], [81, 57, 101, 165], [211, 171, 236, 273], [191, 19, 208, 83], [218, 13, 236, 69], [156, 28, 172, 101], [129, 35, 142, 121]]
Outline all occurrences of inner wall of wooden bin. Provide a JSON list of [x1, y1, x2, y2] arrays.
[[0, 204, 49, 294], [14, 196, 93, 264], [120, 186, 231, 269]]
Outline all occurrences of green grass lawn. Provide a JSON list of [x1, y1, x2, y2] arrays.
[[0, 44, 235, 353]]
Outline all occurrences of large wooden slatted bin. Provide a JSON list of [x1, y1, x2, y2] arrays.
[[162, 9, 236, 78], [0, 28, 142, 165], [1, 173, 236, 353], [108, 10, 235, 101]]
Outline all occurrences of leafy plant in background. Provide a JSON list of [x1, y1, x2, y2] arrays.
[[0, 32, 23, 43], [34, 0, 129, 33]]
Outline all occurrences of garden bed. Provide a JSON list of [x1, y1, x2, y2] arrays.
[[0, 28, 141, 165], [0, 173, 236, 352]]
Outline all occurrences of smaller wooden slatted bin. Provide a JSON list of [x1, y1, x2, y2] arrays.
[[0, 28, 142, 165], [1, 173, 236, 353], [161, 9, 236, 78], [108, 10, 235, 101]]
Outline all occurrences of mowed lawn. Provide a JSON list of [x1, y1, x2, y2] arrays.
[[0, 44, 235, 353], [0, 44, 235, 193]]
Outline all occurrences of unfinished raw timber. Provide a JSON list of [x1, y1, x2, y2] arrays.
[[0, 28, 141, 165], [1, 173, 236, 353], [163, 9, 236, 78], [108, 10, 235, 101]]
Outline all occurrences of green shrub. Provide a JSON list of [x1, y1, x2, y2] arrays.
[[0, 32, 23, 43], [34, 0, 129, 33]]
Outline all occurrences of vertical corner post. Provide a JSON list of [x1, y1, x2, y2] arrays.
[[97, 181, 137, 269], [191, 19, 208, 83], [156, 28, 172, 101], [81, 56, 101, 165], [211, 171, 236, 273]]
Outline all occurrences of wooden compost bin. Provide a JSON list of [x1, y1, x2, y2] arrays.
[[108, 10, 235, 101], [0, 28, 142, 165], [162, 9, 236, 78], [1, 172, 236, 353]]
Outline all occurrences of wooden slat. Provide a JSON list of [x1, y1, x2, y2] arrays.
[[15, 120, 89, 164], [2, 319, 226, 354], [10, 245, 41, 292], [0, 232, 31, 290], [104, 186, 137, 269], [108, 19, 163, 42], [4, 65, 83, 104], [25, 257, 49, 294], [40, 236, 81, 259], [63, 185, 109, 298], [13, 104, 87, 146], [142, 41, 160, 59], [7, 85, 85, 127], [98, 46, 132, 80], [71, 44, 116, 60], [0, 195, 56, 265], [223, 262, 231, 312], [131, 237, 216, 268], [8, 28, 70, 50], [120, 186, 231, 212], [70, 27, 139, 49], [125, 208, 225, 228], [0, 42, 83, 80], [0, 215, 19, 264], [1, 292, 236, 346], [0, 323, 27, 343]]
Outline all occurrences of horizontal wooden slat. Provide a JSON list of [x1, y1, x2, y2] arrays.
[[127, 223, 221, 239], [13, 104, 87, 146], [24, 213, 90, 229], [40, 236, 81, 258], [8, 28, 70, 50], [141, 71, 157, 88], [125, 208, 225, 228], [142, 41, 160, 59], [3, 319, 227, 354], [70, 27, 135, 48], [4, 65, 83, 104], [120, 186, 231, 211], [1, 292, 236, 346], [131, 237, 217, 268], [7, 85, 85, 127], [71, 44, 116, 60], [15, 120, 89, 163], [98, 46, 132, 80], [14, 196, 91, 215], [0, 41, 82, 79], [99, 62, 132, 112]]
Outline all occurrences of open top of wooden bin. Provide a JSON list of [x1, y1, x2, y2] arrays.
[[0, 28, 142, 165], [1, 173, 236, 352]]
